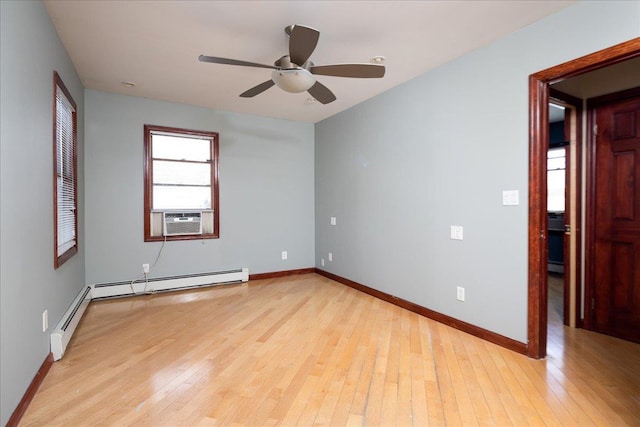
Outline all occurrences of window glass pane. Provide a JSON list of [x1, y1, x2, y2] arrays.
[[547, 147, 565, 212], [152, 134, 211, 161], [153, 185, 211, 209], [548, 169, 565, 212], [57, 176, 76, 251], [547, 148, 566, 170], [152, 160, 211, 186], [55, 83, 76, 257], [548, 156, 565, 170], [548, 148, 565, 159]]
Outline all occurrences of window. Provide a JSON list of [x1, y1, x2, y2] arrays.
[[547, 147, 566, 212], [144, 125, 219, 241], [53, 72, 78, 268]]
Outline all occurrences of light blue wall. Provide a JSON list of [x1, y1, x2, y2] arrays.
[[315, 1, 640, 343], [1, 0, 638, 423], [84, 90, 315, 284], [0, 1, 85, 424]]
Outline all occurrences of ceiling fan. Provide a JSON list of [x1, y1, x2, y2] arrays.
[[198, 24, 385, 104]]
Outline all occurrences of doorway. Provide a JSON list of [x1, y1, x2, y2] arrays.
[[547, 99, 574, 329], [527, 38, 640, 359]]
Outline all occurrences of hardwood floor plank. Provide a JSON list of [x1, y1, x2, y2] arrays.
[[429, 322, 463, 426], [477, 341, 541, 426], [498, 349, 565, 425], [438, 323, 479, 427], [347, 309, 380, 419], [18, 273, 640, 426], [317, 296, 373, 426], [362, 300, 392, 426], [448, 325, 494, 425], [460, 336, 511, 425], [418, 317, 447, 426], [486, 342, 550, 426], [396, 311, 413, 426], [328, 300, 376, 425]]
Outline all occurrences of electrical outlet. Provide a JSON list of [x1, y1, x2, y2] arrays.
[[321, 258, 325, 267], [330, 217, 337, 226], [42, 310, 48, 332], [457, 286, 465, 302], [282, 251, 288, 260], [328, 252, 333, 262], [142, 263, 150, 273]]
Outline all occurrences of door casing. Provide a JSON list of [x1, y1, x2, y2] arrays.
[[527, 37, 640, 359]]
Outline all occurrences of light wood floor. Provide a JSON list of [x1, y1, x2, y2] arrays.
[[20, 273, 640, 426]]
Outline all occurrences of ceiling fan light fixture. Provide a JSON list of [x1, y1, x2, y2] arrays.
[[199, 24, 385, 103], [271, 68, 316, 93]]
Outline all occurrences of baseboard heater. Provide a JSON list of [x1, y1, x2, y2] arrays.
[[51, 286, 92, 361], [90, 268, 249, 299], [50, 268, 248, 360]]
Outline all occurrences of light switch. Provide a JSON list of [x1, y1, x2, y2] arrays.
[[502, 190, 519, 206], [450, 226, 463, 240], [330, 217, 336, 226]]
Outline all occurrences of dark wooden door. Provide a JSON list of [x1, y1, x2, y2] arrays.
[[592, 95, 640, 343]]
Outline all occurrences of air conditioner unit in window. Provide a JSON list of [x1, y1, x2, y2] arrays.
[[163, 211, 203, 236]]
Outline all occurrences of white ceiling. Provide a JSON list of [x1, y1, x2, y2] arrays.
[[44, 0, 575, 123]]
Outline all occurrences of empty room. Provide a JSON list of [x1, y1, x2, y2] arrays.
[[1, 1, 640, 425]]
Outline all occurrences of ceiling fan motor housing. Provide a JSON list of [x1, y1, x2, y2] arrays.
[[271, 68, 316, 93]]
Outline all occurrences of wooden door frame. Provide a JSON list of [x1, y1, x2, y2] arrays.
[[527, 37, 640, 359]]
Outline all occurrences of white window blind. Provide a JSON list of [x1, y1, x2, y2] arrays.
[[55, 82, 77, 261]]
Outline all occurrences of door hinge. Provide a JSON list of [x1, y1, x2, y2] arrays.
[[593, 124, 598, 136]]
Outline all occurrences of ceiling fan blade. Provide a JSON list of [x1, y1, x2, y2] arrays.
[[199, 55, 277, 70], [289, 25, 320, 66], [310, 64, 385, 78], [239, 80, 275, 98], [307, 81, 336, 104]]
